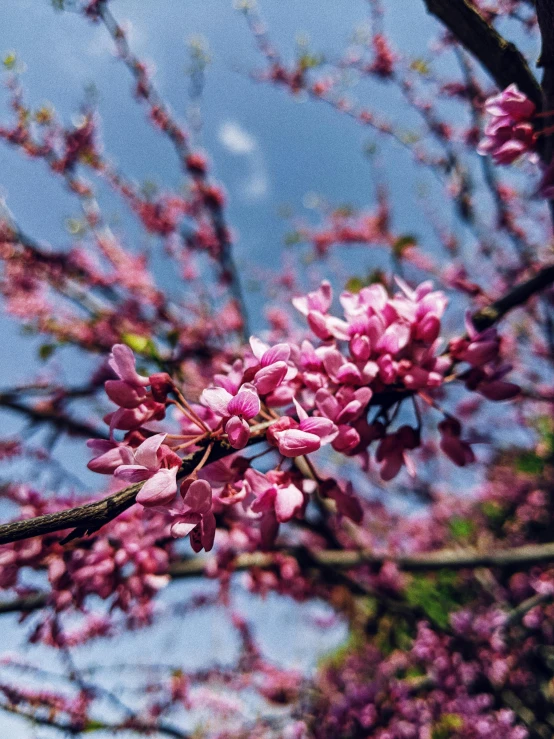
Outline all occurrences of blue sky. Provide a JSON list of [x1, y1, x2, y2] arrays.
[[0, 0, 535, 734]]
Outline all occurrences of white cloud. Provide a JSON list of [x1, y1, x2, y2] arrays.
[[243, 172, 268, 199], [218, 120, 269, 201], [218, 121, 257, 155]]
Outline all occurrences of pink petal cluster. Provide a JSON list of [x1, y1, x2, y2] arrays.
[[201, 382, 261, 449], [477, 84, 536, 165], [114, 433, 182, 507], [449, 314, 520, 402], [170, 479, 216, 552]]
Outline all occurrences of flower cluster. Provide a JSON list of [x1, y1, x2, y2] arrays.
[[85, 278, 518, 555], [477, 84, 536, 165]]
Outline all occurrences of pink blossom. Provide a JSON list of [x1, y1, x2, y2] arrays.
[[201, 383, 261, 449], [246, 468, 304, 523], [114, 434, 181, 507], [375, 426, 419, 480], [170, 479, 216, 552], [86, 439, 128, 474], [478, 84, 536, 165], [438, 417, 475, 467]]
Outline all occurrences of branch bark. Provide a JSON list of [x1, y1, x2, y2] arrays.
[[0, 433, 266, 547], [472, 262, 554, 331], [5, 540, 554, 616], [423, 0, 541, 109]]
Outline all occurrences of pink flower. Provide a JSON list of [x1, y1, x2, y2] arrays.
[[477, 84, 536, 165], [483, 84, 535, 121], [86, 439, 128, 474], [438, 417, 475, 467], [375, 426, 419, 481], [272, 399, 337, 458], [105, 344, 150, 409], [292, 281, 348, 341], [319, 478, 363, 523], [249, 336, 293, 395], [114, 434, 181, 507], [246, 468, 304, 523], [170, 479, 216, 552], [201, 383, 261, 449]]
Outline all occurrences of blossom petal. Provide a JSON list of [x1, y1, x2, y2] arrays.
[[136, 467, 178, 507], [109, 344, 148, 386], [114, 464, 150, 483], [227, 384, 260, 419], [274, 484, 304, 523], [134, 433, 166, 470], [225, 416, 251, 449], [275, 429, 321, 457], [201, 386, 233, 416], [183, 479, 212, 514]]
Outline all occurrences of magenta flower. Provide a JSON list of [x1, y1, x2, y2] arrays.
[[169, 479, 216, 552], [272, 398, 337, 458], [292, 281, 348, 340], [450, 313, 501, 367], [114, 434, 181, 507], [483, 84, 535, 121], [477, 84, 536, 165], [249, 336, 293, 395], [375, 426, 419, 481], [438, 417, 475, 467], [246, 468, 304, 523], [86, 439, 128, 474], [105, 343, 149, 409], [201, 382, 261, 449]]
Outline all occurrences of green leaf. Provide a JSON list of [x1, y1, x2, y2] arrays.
[[410, 58, 430, 76], [284, 231, 302, 246], [449, 517, 475, 542], [345, 276, 366, 293], [3, 53, 16, 70], [514, 451, 544, 475], [405, 571, 462, 629], [38, 343, 56, 361], [298, 53, 323, 70], [83, 720, 105, 732], [432, 714, 464, 739], [121, 333, 159, 360], [393, 234, 417, 257]]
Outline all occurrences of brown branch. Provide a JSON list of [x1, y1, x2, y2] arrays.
[[471, 262, 554, 331], [0, 392, 105, 440], [0, 427, 272, 548], [0, 701, 189, 739], [536, 1, 554, 166], [0, 481, 143, 547], [423, 0, 541, 108], [6, 540, 554, 616]]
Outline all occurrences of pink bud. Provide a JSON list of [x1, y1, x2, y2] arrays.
[[275, 428, 321, 457], [136, 467, 179, 507], [105, 380, 146, 409], [253, 361, 288, 395], [225, 416, 251, 449]]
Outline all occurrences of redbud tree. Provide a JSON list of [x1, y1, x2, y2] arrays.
[[2, 0, 554, 736]]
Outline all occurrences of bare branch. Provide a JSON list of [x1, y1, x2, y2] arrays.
[[472, 263, 554, 331], [423, 0, 541, 108]]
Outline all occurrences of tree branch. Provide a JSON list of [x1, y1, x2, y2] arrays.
[[6, 540, 554, 616], [423, 0, 541, 109], [471, 262, 554, 331], [0, 260, 553, 548], [0, 428, 271, 547]]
